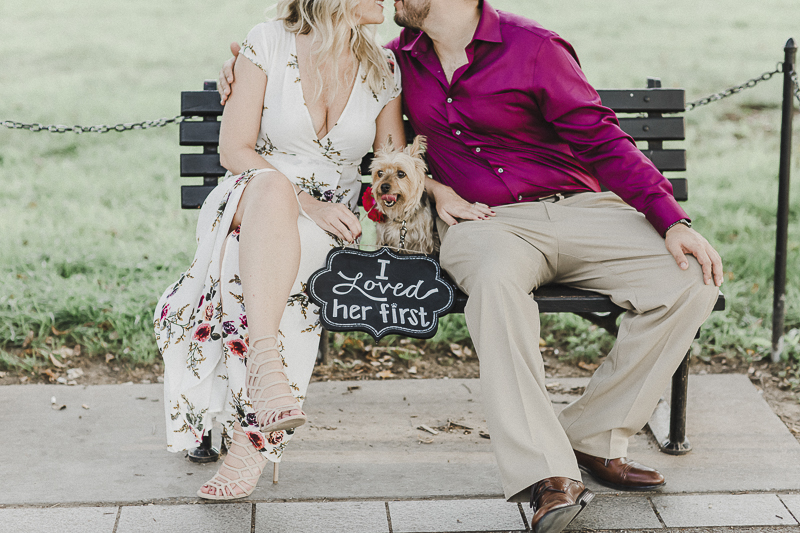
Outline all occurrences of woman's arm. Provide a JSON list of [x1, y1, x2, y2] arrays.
[[373, 95, 405, 149], [219, 54, 276, 175]]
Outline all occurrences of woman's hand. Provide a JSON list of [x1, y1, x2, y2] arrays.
[[301, 196, 362, 243], [427, 178, 495, 226]]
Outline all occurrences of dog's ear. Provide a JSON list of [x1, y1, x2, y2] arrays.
[[406, 135, 427, 158]]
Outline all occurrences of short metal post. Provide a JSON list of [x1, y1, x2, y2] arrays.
[[772, 38, 797, 363], [188, 430, 220, 463], [661, 345, 693, 456]]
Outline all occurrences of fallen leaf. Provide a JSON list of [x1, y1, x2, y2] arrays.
[[408, 366, 417, 374], [578, 361, 599, 372], [417, 424, 439, 435], [0, 371, 6, 378], [51, 404, 67, 411], [73, 345, 82, 357], [418, 437, 434, 444], [545, 381, 561, 390], [479, 431, 491, 439], [105, 353, 115, 363], [49, 353, 66, 368], [52, 346, 74, 358], [66, 368, 84, 380], [22, 330, 34, 348], [449, 343, 464, 358], [51, 325, 69, 336], [41, 369, 58, 382], [377, 370, 395, 379]]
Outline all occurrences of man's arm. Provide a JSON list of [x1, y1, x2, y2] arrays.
[[532, 37, 723, 286]]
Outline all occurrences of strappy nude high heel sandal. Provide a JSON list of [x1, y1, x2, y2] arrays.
[[247, 335, 307, 434], [197, 426, 268, 500]]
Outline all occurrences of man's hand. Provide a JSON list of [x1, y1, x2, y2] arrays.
[[665, 224, 723, 286], [427, 179, 495, 226], [218, 42, 240, 105]]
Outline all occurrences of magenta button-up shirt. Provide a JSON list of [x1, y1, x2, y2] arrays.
[[386, 2, 688, 236]]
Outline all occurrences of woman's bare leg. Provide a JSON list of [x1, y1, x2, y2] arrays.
[[200, 173, 302, 496]]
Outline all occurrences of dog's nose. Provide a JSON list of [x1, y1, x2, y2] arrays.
[[380, 183, 391, 193]]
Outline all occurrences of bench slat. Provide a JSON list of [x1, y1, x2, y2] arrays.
[[181, 154, 226, 177], [181, 91, 224, 116], [643, 149, 686, 172], [598, 88, 685, 113], [669, 178, 687, 202], [180, 121, 221, 146], [181, 185, 217, 209], [618, 117, 685, 141]]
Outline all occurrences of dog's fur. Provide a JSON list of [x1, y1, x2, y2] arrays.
[[369, 135, 439, 255]]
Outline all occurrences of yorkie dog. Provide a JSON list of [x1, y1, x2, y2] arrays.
[[365, 135, 439, 255]]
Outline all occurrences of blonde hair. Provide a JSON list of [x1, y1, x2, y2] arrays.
[[276, 0, 394, 101]]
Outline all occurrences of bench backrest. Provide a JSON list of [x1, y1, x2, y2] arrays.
[[178, 78, 686, 209]]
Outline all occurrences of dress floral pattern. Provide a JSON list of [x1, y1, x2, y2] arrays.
[[154, 20, 401, 461]]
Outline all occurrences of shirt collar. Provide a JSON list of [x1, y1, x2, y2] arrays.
[[400, 0, 502, 53]]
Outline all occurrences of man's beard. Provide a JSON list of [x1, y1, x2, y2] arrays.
[[393, 0, 431, 30]]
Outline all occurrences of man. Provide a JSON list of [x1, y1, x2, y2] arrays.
[[219, 1, 723, 531]]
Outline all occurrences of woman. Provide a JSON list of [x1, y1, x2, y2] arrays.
[[154, 0, 404, 500]]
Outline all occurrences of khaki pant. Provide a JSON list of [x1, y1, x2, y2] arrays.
[[437, 192, 719, 502]]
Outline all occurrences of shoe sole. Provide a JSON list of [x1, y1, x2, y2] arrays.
[[261, 414, 307, 434], [196, 488, 253, 501], [532, 489, 594, 533], [578, 465, 666, 491]]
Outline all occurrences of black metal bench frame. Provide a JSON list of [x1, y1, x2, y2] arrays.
[[178, 77, 725, 464]]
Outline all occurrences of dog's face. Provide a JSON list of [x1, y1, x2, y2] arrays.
[[369, 135, 428, 220]]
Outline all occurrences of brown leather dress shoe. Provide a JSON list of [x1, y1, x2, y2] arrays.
[[574, 450, 666, 490], [529, 477, 594, 533]]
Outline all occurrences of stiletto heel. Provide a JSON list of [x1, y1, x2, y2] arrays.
[[247, 335, 307, 434]]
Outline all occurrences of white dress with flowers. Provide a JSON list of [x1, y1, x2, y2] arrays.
[[153, 20, 400, 460]]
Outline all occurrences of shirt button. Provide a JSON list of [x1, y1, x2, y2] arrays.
[[455, 130, 462, 136], [518, 194, 523, 201], [446, 98, 453, 103], [475, 147, 481, 153], [498, 167, 504, 173]]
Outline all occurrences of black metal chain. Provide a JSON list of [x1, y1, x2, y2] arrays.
[[0, 115, 184, 134], [791, 67, 800, 107], [2, 65, 798, 131], [684, 65, 783, 111]]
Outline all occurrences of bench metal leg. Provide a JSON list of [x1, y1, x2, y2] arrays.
[[318, 328, 330, 365], [188, 430, 220, 463], [661, 351, 692, 455], [647, 329, 700, 455]]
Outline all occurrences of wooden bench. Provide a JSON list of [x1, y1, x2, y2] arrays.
[[178, 78, 725, 462]]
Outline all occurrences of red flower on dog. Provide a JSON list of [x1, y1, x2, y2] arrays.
[[246, 431, 265, 449], [193, 323, 211, 342], [226, 339, 248, 359], [160, 304, 170, 322], [362, 186, 387, 222]]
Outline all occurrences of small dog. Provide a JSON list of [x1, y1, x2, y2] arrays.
[[367, 135, 439, 255]]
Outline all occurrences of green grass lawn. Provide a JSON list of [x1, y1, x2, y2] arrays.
[[1, 0, 799, 373]]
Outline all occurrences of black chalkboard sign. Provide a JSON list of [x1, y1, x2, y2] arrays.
[[307, 248, 455, 340]]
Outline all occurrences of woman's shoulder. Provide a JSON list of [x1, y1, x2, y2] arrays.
[[244, 19, 292, 49]]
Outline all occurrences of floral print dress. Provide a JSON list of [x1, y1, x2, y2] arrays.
[[154, 20, 401, 460]]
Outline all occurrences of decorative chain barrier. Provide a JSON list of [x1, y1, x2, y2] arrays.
[[792, 67, 800, 106], [0, 114, 184, 134], [2, 66, 798, 132], [684, 64, 784, 111]]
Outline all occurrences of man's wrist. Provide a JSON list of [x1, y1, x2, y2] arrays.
[[666, 218, 692, 232]]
